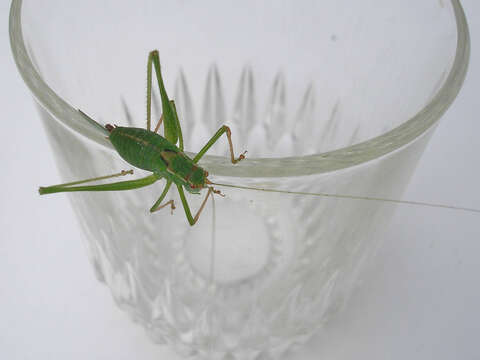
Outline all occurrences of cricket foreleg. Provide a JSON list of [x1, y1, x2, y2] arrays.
[[150, 180, 176, 214], [177, 185, 217, 226], [192, 125, 247, 164]]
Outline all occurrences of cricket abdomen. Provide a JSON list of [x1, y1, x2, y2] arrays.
[[109, 127, 177, 173]]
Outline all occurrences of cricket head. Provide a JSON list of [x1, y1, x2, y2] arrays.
[[187, 167, 209, 189], [183, 166, 209, 194]]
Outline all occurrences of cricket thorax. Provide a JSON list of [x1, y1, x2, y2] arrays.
[[161, 150, 208, 190]]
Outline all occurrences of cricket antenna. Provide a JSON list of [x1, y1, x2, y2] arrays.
[[210, 182, 480, 214]]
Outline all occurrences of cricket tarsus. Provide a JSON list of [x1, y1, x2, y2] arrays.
[[151, 199, 176, 215], [150, 180, 174, 213], [39, 49, 246, 226], [210, 182, 480, 214]]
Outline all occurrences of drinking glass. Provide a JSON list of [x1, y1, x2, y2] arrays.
[[10, 0, 469, 358]]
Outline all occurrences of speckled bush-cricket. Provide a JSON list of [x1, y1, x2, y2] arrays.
[[39, 50, 480, 223], [39, 50, 246, 226]]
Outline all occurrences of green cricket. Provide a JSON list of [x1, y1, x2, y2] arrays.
[[39, 50, 480, 223], [38, 50, 246, 226]]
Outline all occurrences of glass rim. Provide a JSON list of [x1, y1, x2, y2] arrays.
[[9, 0, 470, 178]]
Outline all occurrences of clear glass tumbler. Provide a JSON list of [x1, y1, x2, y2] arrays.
[[10, 0, 469, 359]]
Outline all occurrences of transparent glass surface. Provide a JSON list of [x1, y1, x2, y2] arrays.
[[10, 0, 469, 359]]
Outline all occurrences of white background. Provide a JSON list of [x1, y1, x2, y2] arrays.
[[1, 1, 479, 359]]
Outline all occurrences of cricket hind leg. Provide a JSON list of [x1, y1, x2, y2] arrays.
[[39, 170, 134, 193], [38, 171, 161, 195], [151, 87, 164, 133], [153, 114, 164, 134], [192, 125, 247, 164], [150, 180, 176, 214], [153, 100, 184, 152], [146, 50, 180, 146]]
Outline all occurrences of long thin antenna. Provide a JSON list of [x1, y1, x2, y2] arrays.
[[211, 182, 480, 214]]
